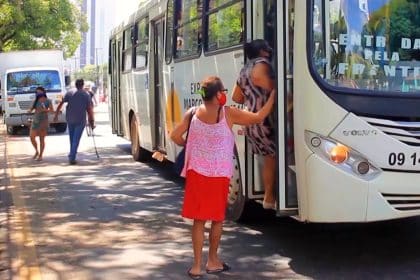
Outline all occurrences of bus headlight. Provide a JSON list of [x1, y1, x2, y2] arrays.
[[330, 145, 349, 163], [305, 131, 381, 179]]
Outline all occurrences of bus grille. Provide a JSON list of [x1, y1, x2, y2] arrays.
[[18, 101, 33, 110], [382, 193, 420, 211], [362, 116, 420, 146]]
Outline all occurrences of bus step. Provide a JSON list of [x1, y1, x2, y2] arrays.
[[152, 150, 167, 162], [277, 209, 299, 217]]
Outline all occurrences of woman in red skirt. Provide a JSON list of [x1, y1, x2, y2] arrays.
[[170, 76, 275, 279]]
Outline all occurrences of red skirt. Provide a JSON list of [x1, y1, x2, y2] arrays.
[[182, 169, 230, 222]]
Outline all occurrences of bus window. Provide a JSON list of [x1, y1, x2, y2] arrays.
[[205, 0, 244, 52], [165, 0, 174, 63], [174, 0, 202, 59], [135, 18, 149, 69], [122, 27, 133, 71], [312, 0, 420, 93], [312, 0, 329, 81], [264, 0, 276, 49], [108, 40, 112, 75], [402, 74, 420, 93]]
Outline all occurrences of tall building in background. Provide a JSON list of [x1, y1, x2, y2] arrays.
[[79, 0, 96, 68], [79, 0, 87, 68], [90, 0, 96, 66], [69, 0, 141, 72], [94, 0, 120, 66], [74, 0, 114, 70]]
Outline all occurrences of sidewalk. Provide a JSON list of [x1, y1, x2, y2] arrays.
[[0, 102, 115, 280], [0, 121, 12, 280]]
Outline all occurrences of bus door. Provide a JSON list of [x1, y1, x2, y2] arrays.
[[152, 17, 166, 152], [111, 40, 123, 136], [280, 0, 298, 214], [246, 0, 298, 214]]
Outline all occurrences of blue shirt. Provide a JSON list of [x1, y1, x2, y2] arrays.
[[63, 89, 92, 125]]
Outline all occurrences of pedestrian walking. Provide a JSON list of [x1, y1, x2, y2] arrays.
[[232, 39, 277, 209], [84, 82, 97, 106], [170, 76, 275, 279], [27, 86, 54, 161], [53, 79, 95, 164]]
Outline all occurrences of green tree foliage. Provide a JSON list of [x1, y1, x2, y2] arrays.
[[367, 0, 420, 60], [207, 2, 242, 50], [389, 0, 420, 60], [72, 64, 108, 88], [72, 64, 97, 82], [0, 0, 88, 57]]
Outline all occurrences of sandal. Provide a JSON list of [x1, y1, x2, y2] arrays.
[[187, 268, 202, 279], [206, 262, 231, 274]]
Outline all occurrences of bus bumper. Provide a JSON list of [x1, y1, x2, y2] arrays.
[[366, 172, 420, 222], [305, 154, 420, 222], [305, 154, 369, 223]]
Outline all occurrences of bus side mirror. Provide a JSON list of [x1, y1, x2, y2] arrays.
[[65, 75, 71, 87]]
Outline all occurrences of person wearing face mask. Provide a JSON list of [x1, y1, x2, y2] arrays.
[[27, 86, 54, 161], [170, 76, 275, 279], [232, 39, 277, 210]]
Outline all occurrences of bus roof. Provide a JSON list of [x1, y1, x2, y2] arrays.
[[109, 0, 158, 37]]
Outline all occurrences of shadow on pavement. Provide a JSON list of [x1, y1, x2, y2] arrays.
[[5, 131, 420, 279]]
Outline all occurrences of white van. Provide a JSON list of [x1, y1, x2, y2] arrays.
[[0, 50, 68, 134]]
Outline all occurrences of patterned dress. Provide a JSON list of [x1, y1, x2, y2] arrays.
[[237, 57, 276, 156], [31, 99, 51, 131]]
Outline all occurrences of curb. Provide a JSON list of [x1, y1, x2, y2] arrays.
[[0, 122, 12, 279]]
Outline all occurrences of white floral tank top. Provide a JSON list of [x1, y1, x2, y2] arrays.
[[181, 107, 234, 178]]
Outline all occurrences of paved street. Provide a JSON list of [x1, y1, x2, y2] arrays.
[[2, 104, 420, 279]]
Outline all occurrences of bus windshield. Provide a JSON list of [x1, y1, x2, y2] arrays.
[[6, 70, 62, 95], [312, 0, 420, 94]]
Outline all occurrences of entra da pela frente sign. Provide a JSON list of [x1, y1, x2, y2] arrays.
[[337, 34, 420, 78]]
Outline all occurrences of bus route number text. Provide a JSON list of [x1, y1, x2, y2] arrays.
[[388, 152, 420, 166]]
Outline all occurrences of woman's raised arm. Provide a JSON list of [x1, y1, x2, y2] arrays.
[[227, 89, 275, 126]]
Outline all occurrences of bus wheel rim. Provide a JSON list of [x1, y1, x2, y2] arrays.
[[228, 156, 240, 205]]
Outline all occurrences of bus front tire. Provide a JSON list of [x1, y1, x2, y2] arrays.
[[130, 117, 150, 162], [226, 152, 247, 222]]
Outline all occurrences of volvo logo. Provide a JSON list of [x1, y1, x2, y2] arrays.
[[342, 129, 378, 136]]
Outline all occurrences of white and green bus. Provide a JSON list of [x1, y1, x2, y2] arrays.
[[109, 0, 420, 223]]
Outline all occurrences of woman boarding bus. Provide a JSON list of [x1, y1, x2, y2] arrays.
[[108, 0, 420, 223]]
